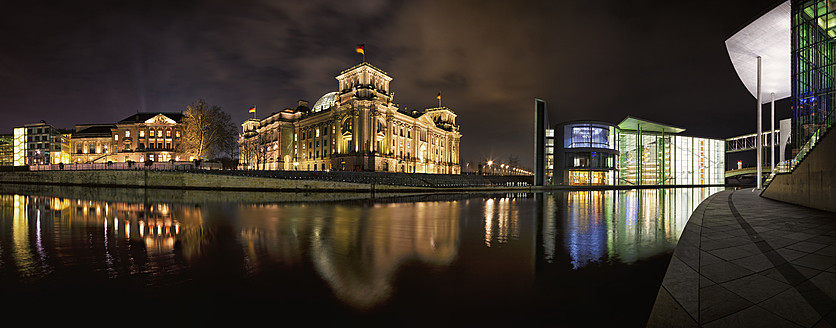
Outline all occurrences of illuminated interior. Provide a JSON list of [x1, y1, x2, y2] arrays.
[[793, 0, 836, 149]]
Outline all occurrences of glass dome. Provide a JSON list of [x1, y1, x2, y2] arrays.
[[312, 91, 338, 112]]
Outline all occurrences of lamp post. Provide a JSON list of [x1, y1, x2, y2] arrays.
[[487, 160, 493, 175]]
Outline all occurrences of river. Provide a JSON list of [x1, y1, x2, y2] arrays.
[[0, 185, 721, 326]]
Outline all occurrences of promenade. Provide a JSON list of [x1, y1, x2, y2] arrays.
[[647, 189, 836, 327]]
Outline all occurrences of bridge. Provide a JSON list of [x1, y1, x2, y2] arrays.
[[724, 166, 771, 178], [725, 130, 784, 153]]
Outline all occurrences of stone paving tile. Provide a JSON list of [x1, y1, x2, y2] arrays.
[[759, 285, 823, 327], [709, 243, 761, 261], [808, 235, 836, 246], [700, 261, 755, 284], [702, 305, 803, 328], [810, 272, 836, 302], [700, 250, 726, 266], [816, 245, 836, 258], [649, 190, 836, 327], [646, 287, 699, 328], [762, 263, 821, 285], [721, 273, 792, 304], [795, 254, 836, 271], [778, 247, 812, 262], [662, 256, 700, 319], [788, 241, 831, 254], [732, 253, 778, 273], [700, 284, 754, 324]]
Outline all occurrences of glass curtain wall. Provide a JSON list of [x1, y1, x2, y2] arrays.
[[619, 134, 723, 186], [562, 123, 618, 185], [618, 132, 672, 185], [792, 0, 836, 150], [672, 137, 724, 185]]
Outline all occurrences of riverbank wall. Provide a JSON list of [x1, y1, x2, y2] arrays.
[[761, 125, 836, 213], [0, 170, 534, 192]]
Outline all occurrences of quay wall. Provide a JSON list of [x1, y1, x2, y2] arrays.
[[0, 170, 391, 191], [0, 170, 533, 192], [761, 127, 836, 213]]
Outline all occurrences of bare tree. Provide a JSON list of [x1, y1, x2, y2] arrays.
[[179, 99, 237, 160]]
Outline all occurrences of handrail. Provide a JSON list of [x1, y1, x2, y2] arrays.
[[764, 122, 832, 186]]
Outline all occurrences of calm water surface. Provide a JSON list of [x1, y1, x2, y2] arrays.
[[0, 185, 721, 326]]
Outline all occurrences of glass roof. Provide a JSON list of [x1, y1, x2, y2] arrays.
[[312, 91, 338, 112]]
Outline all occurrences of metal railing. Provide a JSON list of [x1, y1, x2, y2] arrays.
[[763, 123, 832, 187]]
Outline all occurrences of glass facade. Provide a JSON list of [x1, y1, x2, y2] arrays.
[[559, 122, 619, 185], [792, 0, 836, 150], [549, 118, 724, 186], [618, 132, 723, 186]]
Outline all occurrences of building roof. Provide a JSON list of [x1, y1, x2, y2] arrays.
[[617, 116, 686, 134], [312, 92, 338, 113], [725, 0, 790, 103], [73, 124, 115, 137], [118, 112, 184, 124]]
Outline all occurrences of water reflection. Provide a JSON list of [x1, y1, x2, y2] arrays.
[[0, 186, 720, 324], [540, 187, 723, 268]]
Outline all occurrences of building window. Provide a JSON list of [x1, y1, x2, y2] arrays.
[[140, 130, 145, 138], [126, 131, 130, 138], [166, 130, 171, 138], [175, 131, 180, 138], [157, 130, 163, 137], [114, 135, 119, 141]]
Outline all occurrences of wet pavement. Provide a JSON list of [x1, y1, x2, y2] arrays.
[[647, 189, 836, 327]]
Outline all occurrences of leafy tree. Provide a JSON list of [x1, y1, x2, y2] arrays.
[[179, 99, 237, 160]]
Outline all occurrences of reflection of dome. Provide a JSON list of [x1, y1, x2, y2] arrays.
[[312, 92, 338, 113]]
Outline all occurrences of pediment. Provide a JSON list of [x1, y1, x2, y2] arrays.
[[144, 114, 177, 124]]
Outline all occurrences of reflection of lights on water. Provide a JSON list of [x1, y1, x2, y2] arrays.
[[484, 198, 494, 247], [483, 197, 520, 247]]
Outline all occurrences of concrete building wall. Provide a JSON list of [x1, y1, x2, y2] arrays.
[[761, 128, 836, 212]]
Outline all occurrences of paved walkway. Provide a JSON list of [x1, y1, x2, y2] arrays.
[[647, 189, 836, 327]]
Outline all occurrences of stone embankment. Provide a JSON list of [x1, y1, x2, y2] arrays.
[[0, 170, 533, 192]]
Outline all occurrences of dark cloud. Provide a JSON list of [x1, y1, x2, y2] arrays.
[[0, 0, 786, 168]]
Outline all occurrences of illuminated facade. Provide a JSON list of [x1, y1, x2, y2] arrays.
[[110, 113, 185, 163], [14, 121, 64, 165], [67, 113, 184, 164], [544, 116, 724, 186], [71, 124, 116, 163], [0, 134, 12, 166], [239, 62, 462, 173]]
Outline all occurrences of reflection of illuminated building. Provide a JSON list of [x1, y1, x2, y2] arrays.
[[550, 187, 722, 268], [483, 197, 521, 247], [309, 202, 461, 309]]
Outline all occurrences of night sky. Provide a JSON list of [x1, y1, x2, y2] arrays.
[[1, 0, 790, 169]]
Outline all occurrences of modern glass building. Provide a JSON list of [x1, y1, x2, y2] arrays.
[[792, 0, 836, 149], [543, 116, 724, 186], [553, 120, 619, 185]]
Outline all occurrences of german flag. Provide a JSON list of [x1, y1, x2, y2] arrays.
[[356, 44, 365, 55], [437, 92, 441, 100], [248, 106, 256, 113]]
